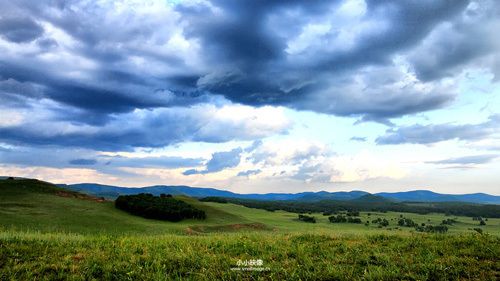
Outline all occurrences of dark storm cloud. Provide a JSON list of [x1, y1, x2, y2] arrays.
[[183, 147, 243, 175], [408, 0, 500, 81], [0, 17, 44, 43], [376, 115, 500, 145], [0, 0, 498, 151], [0, 104, 290, 151], [178, 0, 469, 119], [426, 154, 498, 165]]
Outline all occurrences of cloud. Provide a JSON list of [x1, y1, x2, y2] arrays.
[[376, 115, 500, 145], [0, 16, 44, 43], [177, 0, 469, 120], [350, 136, 367, 142], [237, 169, 261, 177], [69, 158, 96, 165], [183, 147, 243, 175], [0, 104, 291, 150], [426, 154, 498, 165], [408, 0, 500, 81], [0, 145, 202, 169], [0, 0, 492, 127]]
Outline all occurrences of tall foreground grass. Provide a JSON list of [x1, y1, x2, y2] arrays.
[[1, 231, 498, 280]]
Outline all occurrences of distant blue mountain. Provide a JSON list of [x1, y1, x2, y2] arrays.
[[375, 190, 500, 204], [59, 183, 500, 204]]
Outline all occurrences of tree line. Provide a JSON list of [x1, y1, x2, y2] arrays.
[[199, 197, 500, 218]]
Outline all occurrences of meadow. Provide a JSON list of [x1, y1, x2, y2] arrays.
[[1, 179, 499, 280]]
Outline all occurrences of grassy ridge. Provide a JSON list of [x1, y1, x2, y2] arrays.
[[1, 231, 498, 280], [0, 180, 247, 235]]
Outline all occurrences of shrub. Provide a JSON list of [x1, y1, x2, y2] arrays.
[[329, 215, 347, 223], [347, 217, 362, 224], [298, 214, 316, 223], [372, 218, 389, 227], [398, 218, 417, 227], [415, 225, 448, 233], [441, 218, 457, 225], [346, 211, 359, 217], [329, 215, 362, 224]]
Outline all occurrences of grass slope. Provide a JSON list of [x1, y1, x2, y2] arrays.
[[0, 179, 246, 235], [1, 231, 499, 280], [1, 179, 500, 236]]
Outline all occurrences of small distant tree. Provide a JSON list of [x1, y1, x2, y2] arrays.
[[473, 228, 483, 234], [441, 218, 457, 225], [480, 220, 486, 226], [347, 217, 362, 224], [298, 214, 316, 223]]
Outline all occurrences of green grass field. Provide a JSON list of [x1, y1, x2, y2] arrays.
[[1, 179, 499, 280]]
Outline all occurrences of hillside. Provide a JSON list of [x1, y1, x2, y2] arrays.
[[61, 182, 500, 204], [0, 179, 245, 234], [2, 178, 500, 236]]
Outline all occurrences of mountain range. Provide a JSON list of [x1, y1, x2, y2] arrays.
[[59, 183, 500, 204]]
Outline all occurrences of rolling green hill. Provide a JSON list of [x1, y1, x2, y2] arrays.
[[1, 178, 499, 236], [0, 179, 249, 235], [1, 178, 500, 280]]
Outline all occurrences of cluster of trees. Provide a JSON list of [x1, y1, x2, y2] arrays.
[[415, 225, 448, 233], [441, 218, 457, 225], [199, 197, 500, 218], [472, 216, 487, 225], [372, 218, 389, 227], [115, 193, 206, 222], [298, 214, 316, 223], [398, 218, 418, 227], [328, 215, 362, 224]]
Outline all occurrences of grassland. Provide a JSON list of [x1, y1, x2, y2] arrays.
[[1, 179, 499, 280]]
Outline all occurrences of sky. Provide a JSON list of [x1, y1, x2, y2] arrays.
[[0, 0, 499, 195]]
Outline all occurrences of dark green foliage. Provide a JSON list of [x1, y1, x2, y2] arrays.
[[328, 215, 362, 223], [199, 196, 500, 218], [473, 228, 483, 234], [298, 214, 316, 223], [441, 218, 457, 225], [329, 215, 362, 224], [415, 225, 448, 233], [329, 215, 347, 223], [372, 218, 389, 227], [398, 217, 418, 227], [115, 193, 206, 222], [480, 220, 486, 225], [346, 211, 359, 216], [199, 196, 228, 203], [347, 217, 362, 223]]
